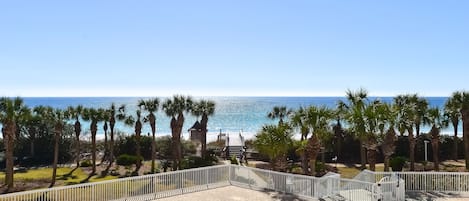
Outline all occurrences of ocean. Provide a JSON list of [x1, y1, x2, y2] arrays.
[[21, 97, 453, 142]]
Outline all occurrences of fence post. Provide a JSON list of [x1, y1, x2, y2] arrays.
[[206, 168, 209, 189]]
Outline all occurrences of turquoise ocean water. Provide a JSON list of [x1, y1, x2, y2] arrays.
[[22, 97, 453, 142]]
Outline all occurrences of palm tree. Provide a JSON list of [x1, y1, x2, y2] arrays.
[[67, 105, 83, 170], [0, 97, 28, 191], [162, 95, 193, 170], [444, 96, 461, 160], [427, 107, 443, 171], [333, 101, 348, 161], [82, 107, 105, 177], [363, 100, 382, 171], [451, 91, 469, 170], [49, 108, 67, 187], [139, 98, 160, 173], [374, 102, 397, 172], [290, 107, 309, 174], [191, 100, 215, 159], [268, 106, 292, 125], [124, 109, 143, 174], [414, 96, 429, 137], [104, 104, 127, 173], [100, 109, 111, 165], [343, 88, 369, 169], [394, 94, 418, 170], [254, 124, 293, 171], [22, 108, 40, 158], [304, 106, 333, 175]]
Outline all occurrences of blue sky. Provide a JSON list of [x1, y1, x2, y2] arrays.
[[1, 1, 468, 97]]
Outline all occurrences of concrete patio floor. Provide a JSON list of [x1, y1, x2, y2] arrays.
[[154, 186, 314, 201]]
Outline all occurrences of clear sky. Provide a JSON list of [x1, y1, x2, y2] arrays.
[[1, 1, 468, 97]]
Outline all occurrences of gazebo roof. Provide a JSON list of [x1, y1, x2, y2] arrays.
[[188, 121, 203, 131]]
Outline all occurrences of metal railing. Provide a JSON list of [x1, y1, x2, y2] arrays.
[[350, 170, 405, 201], [372, 171, 469, 193], [229, 165, 340, 199], [0, 165, 230, 201], [339, 178, 379, 201], [0, 164, 416, 201]]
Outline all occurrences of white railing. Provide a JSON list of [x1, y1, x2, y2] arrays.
[[0, 165, 230, 201], [0, 164, 413, 201], [229, 165, 340, 199], [372, 171, 469, 193], [349, 170, 405, 201], [340, 178, 379, 201]]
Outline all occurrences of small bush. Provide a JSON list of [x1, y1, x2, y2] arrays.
[[230, 155, 238, 165], [180, 156, 218, 169], [116, 154, 141, 166], [390, 156, 407, 171], [80, 160, 92, 167]]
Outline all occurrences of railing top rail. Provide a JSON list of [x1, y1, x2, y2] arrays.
[[372, 171, 469, 175]]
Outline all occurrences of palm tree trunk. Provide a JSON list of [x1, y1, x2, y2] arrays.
[[170, 117, 179, 170], [201, 114, 208, 159], [176, 114, 184, 170], [301, 151, 309, 175], [367, 149, 376, 171], [462, 110, 469, 170], [453, 123, 459, 161], [309, 159, 316, 176], [91, 122, 97, 175], [151, 128, 156, 173], [74, 121, 81, 169], [432, 139, 439, 171], [383, 156, 390, 172], [50, 126, 61, 187], [76, 139, 81, 168], [101, 124, 108, 164], [408, 129, 416, 171], [360, 139, 366, 170], [416, 124, 420, 137], [150, 114, 156, 173], [135, 134, 141, 172], [106, 124, 115, 172], [4, 123, 16, 191], [429, 126, 440, 171]]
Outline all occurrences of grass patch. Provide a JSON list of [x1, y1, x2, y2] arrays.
[[336, 164, 385, 179], [0, 167, 118, 186]]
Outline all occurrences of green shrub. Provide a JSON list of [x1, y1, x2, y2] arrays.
[[80, 160, 92, 167], [230, 155, 238, 165], [390, 156, 406, 171], [116, 154, 141, 166], [181, 156, 218, 169], [315, 161, 325, 173]]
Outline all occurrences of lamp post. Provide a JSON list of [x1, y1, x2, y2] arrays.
[[424, 140, 430, 162]]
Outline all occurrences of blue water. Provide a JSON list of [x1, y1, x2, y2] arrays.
[[21, 97, 452, 141]]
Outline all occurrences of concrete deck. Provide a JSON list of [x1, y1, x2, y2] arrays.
[[154, 186, 314, 201]]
